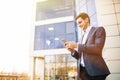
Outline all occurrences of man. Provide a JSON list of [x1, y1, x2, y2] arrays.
[[65, 13, 110, 80]]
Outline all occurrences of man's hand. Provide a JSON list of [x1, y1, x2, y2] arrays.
[[65, 41, 78, 49]]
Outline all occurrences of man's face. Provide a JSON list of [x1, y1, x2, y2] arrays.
[[76, 17, 88, 31]]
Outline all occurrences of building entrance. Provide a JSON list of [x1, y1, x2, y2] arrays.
[[44, 54, 77, 80]]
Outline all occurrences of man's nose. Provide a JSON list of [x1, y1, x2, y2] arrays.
[[78, 24, 81, 27]]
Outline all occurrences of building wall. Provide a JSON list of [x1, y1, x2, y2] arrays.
[[95, 0, 120, 80]]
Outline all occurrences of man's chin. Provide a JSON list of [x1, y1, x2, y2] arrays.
[[80, 27, 83, 30]]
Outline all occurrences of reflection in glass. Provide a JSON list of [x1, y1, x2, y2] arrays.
[[55, 23, 66, 36], [67, 55, 76, 62], [36, 0, 74, 21], [87, 0, 96, 16], [56, 63, 66, 75], [67, 62, 77, 78], [45, 56, 56, 63], [34, 26, 45, 50], [44, 54, 77, 80], [66, 22, 75, 33], [56, 54, 66, 63], [34, 21, 76, 50], [66, 33, 75, 41], [45, 63, 55, 80]]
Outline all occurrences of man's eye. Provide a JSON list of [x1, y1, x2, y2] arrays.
[[79, 21, 82, 24]]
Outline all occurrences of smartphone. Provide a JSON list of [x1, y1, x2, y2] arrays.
[[62, 39, 72, 51], [62, 40, 67, 46]]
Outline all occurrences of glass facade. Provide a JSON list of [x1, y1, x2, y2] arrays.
[[34, 21, 76, 50], [34, 0, 76, 50], [36, 0, 74, 21], [78, 0, 98, 26], [44, 54, 77, 80]]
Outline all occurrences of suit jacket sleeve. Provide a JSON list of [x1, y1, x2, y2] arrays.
[[71, 50, 80, 60]]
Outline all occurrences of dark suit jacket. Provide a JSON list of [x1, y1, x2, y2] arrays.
[[71, 27, 110, 76]]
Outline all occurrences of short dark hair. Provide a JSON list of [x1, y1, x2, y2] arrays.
[[75, 12, 90, 23]]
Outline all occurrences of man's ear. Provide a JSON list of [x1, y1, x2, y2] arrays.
[[85, 18, 89, 23]]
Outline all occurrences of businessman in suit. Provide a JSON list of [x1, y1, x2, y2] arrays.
[[65, 13, 110, 80]]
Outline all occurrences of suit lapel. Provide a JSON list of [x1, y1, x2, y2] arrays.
[[85, 27, 95, 44]]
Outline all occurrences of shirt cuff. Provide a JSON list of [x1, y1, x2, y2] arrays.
[[71, 49, 75, 55]]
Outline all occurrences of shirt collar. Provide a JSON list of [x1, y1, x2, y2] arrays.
[[82, 25, 92, 34]]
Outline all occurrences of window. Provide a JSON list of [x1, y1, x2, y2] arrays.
[[44, 54, 77, 80], [34, 21, 76, 50], [36, 0, 74, 21]]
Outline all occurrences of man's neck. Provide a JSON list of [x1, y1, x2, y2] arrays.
[[83, 24, 90, 32]]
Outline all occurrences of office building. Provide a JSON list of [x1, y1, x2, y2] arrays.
[[30, 0, 120, 80]]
